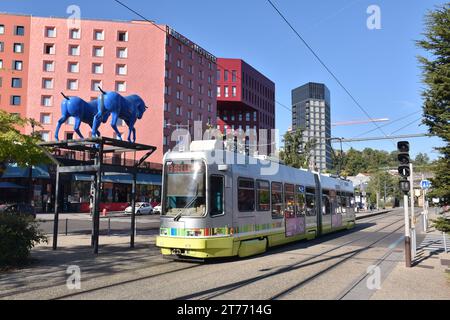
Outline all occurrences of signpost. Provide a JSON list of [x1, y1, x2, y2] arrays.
[[420, 179, 431, 232]]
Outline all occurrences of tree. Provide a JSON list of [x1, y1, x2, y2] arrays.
[[414, 153, 430, 167], [279, 130, 315, 169], [417, 3, 450, 205], [0, 110, 48, 167]]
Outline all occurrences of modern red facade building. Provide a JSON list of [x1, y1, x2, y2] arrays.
[[216, 58, 275, 154]]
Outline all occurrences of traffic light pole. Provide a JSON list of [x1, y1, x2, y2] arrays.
[[404, 194, 412, 268]]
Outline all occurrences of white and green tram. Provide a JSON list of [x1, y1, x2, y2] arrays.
[[156, 141, 356, 259]]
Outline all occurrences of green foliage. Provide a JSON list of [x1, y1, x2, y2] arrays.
[[0, 214, 47, 268], [333, 148, 397, 177], [0, 110, 49, 168], [366, 171, 401, 207], [417, 4, 450, 205], [279, 130, 316, 169], [432, 216, 450, 234]]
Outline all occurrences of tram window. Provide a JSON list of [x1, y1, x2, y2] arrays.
[[271, 182, 284, 219], [210, 175, 224, 217], [305, 193, 316, 216], [322, 195, 331, 216], [238, 178, 255, 212], [285, 184, 295, 218], [257, 180, 270, 212], [295, 185, 306, 217]]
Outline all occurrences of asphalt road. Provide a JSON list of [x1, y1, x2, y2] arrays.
[[1, 208, 425, 300]]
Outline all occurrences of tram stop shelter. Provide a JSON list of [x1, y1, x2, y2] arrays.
[[40, 137, 157, 254]]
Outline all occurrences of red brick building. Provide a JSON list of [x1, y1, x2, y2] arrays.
[[216, 58, 275, 155]]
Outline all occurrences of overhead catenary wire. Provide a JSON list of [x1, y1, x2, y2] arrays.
[[265, 0, 394, 145], [113, 0, 352, 154]]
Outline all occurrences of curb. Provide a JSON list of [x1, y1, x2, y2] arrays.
[[356, 210, 392, 221]]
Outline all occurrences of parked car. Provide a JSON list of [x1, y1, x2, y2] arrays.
[[153, 204, 162, 215], [124, 202, 153, 215], [0, 203, 36, 219]]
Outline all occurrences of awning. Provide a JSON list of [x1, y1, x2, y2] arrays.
[[0, 182, 27, 189], [74, 173, 162, 186], [1, 164, 50, 179]]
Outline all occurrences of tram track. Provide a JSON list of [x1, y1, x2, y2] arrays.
[[268, 222, 405, 300], [0, 210, 404, 300], [173, 213, 405, 300]]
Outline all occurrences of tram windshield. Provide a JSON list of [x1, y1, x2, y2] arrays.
[[163, 160, 206, 217]]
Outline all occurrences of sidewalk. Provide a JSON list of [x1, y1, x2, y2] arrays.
[[371, 211, 450, 300], [355, 209, 392, 220]]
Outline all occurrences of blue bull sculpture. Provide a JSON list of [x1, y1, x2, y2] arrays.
[[92, 88, 148, 143], [55, 93, 108, 141]]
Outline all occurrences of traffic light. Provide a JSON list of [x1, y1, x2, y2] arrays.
[[397, 141, 410, 194]]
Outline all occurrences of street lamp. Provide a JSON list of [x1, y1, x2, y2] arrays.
[[28, 119, 36, 206]]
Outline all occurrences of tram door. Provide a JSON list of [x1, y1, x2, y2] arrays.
[[332, 190, 343, 229], [321, 191, 333, 234]]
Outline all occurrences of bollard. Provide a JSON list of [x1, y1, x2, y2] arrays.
[[108, 218, 111, 236], [65, 218, 68, 236]]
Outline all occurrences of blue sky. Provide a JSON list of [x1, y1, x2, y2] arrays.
[[1, 0, 446, 159]]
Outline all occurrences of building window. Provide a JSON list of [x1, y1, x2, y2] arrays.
[[94, 30, 104, 41], [232, 70, 237, 82], [67, 79, 78, 90], [116, 81, 126, 92], [41, 96, 52, 107], [187, 95, 193, 105], [93, 46, 104, 57], [0, 42, 4, 52], [164, 102, 170, 112], [165, 85, 170, 95], [42, 78, 53, 89], [116, 64, 127, 75], [45, 27, 56, 38], [44, 44, 55, 55], [70, 29, 81, 39], [69, 45, 80, 56], [198, 70, 204, 80], [13, 60, 23, 71], [176, 106, 182, 116], [208, 89, 213, 98], [118, 31, 128, 42], [40, 131, 50, 142], [232, 86, 237, 97], [11, 78, 22, 88], [92, 63, 103, 74], [40, 113, 51, 125], [11, 95, 21, 106], [0, 59, 3, 69], [14, 43, 24, 53], [0, 25, 4, 34], [117, 47, 128, 58], [208, 103, 212, 113], [15, 26, 25, 36], [224, 86, 229, 98], [188, 65, 193, 74], [224, 70, 229, 81], [177, 59, 183, 69], [176, 90, 183, 100], [163, 136, 168, 146], [68, 62, 79, 73], [176, 74, 183, 84], [43, 61, 54, 72], [92, 80, 102, 91]]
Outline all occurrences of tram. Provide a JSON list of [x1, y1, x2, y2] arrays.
[[156, 140, 356, 259]]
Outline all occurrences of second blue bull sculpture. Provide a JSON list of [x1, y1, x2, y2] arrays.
[[55, 88, 148, 143]]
